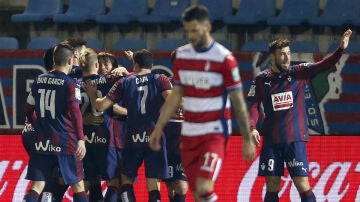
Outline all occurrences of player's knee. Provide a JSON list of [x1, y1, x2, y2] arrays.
[[175, 180, 188, 195], [195, 180, 213, 196], [292, 176, 311, 193]]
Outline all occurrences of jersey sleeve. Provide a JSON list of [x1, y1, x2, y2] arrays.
[[172, 58, 181, 86], [222, 54, 242, 91], [107, 79, 123, 103], [247, 77, 262, 130], [66, 80, 82, 103], [159, 74, 173, 91]]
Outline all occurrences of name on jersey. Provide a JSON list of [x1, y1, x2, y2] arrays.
[[136, 76, 148, 84], [37, 77, 64, 86], [271, 91, 293, 111], [81, 77, 107, 86], [182, 75, 210, 89]]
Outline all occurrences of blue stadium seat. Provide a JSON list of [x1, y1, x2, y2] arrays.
[[27, 37, 60, 50], [96, 0, 148, 24], [217, 39, 233, 50], [113, 39, 147, 51], [138, 0, 190, 24], [153, 38, 187, 51], [224, 0, 276, 25], [11, 0, 63, 23], [53, 0, 105, 23], [240, 40, 269, 52], [197, 0, 232, 22], [308, 0, 359, 26], [291, 41, 319, 53], [86, 38, 103, 50], [327, 42, 360, 54], [0, 37, 19, 49], [267, 0, 319, 26]]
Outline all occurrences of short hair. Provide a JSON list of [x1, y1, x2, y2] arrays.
[[62, 37, 87, 51], [182, 5, 209, 22], [79, 48, 98, 72], [98, 52, 118, 69], [269, 39, 290, 54], [133, 49, 153, 69], [43, 46, 55, 71], [53, 42, 74, 66]]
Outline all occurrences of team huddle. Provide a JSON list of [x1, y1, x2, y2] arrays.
[[20, 4, 353, 202]]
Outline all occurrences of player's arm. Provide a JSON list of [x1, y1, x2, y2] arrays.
[[112, 104, 127, 116], [149, 85, 182, 151], [24, 92, 37, 125], [230, 89, 257, 162], [83, 80, 114, 112], [311, 29, 352, 74]]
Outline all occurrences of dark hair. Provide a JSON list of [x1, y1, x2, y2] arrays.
[[43, 46, 55, 71], [98, 52, 118, 69], [62, 37, 87, 51], [182, 5, 209, 22], [133, 49, 153, 69], [269, 39, 290, 54], [53, 42, 74, 66]]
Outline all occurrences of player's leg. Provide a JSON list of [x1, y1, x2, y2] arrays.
[[120, 174, 135, 202], [24, 154, 59, 202], [144, 138, 169, 202], [286, 142, 316, 202], [259, 144, 285, 202], [58, 155, 88, 202], [103, 147, 122, 202]]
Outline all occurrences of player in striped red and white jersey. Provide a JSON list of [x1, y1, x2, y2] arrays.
[[149, 5, 256, 202]]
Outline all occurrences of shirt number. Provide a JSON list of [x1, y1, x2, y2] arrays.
[[38, 89, 55, 119]]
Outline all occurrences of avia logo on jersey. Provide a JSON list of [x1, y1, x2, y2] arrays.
[[34, 140, 61, 152], [287, 158, 304, 168], [271, 91, 293, 111], [85, 132, 107, 144], [131, 131, 149, 143]]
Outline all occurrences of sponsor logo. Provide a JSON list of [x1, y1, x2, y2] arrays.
[[287, 158, 304, 168], [34, 140, 61, 152], [271, 91, 293, 111], [131, 131, 149, 143], [85, 132, 107, 144]]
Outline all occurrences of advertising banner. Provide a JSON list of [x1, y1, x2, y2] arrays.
[[1, 135, 359, 201]]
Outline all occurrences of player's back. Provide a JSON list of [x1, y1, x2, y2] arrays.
[[31, 70, 81, 154], [121, 73, 170, 133]]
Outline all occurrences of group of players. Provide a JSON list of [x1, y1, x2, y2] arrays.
[[22, 36, 188, 202], [20, 4, 353, 202]]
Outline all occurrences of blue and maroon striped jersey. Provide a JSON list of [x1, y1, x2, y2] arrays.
[[79, 74, 123, 148], [248, 47, 344, 145], [107, 73, 172, 136], [26, 70, 83, 154]]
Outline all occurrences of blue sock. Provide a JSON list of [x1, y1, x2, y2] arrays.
[[23, 189, 39, 202], [104, 186, 120, 202], [120, 184, 135, 202], [73, 191, 88, 202], [300, 189, 316, 202], [171, 193, 185, 202], [148, 190, 161, 202], [264, 191, 279, 202], [89, 182, 103, 201]]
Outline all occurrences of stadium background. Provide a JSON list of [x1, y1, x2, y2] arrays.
[[0, 0, 360, 201]]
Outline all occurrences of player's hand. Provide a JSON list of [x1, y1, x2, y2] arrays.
[[75, 140, 86, 160], [111, 66, 129, 76], [149, 127, 162, 151], [83, 80, 97, 97], [251, 129, 261, 146], [83, 112, 104, 126], [340, 29, 352, 50], [124, 50, 134, 63], [242, 138, 257, 162]]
